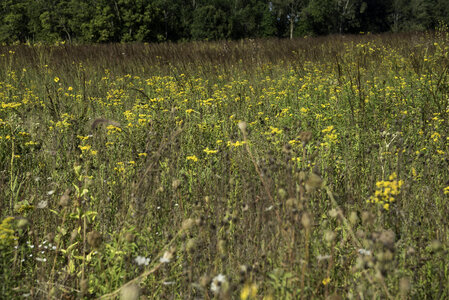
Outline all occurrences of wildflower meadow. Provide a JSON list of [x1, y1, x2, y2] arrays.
[[1, 31, 449, 299]]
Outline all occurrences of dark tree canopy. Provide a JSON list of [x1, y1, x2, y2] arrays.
[[0, 0, 447, 43]]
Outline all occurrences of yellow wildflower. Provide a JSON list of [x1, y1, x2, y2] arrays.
[[203, 147, 218, 155], [368, 173, 403, 210], [186, 155, 198, 162], [228, 141, 246, 147], [78, 145, 91, 152], [443, 186, 449, 195], [322, 125, 334, 133], [240, 283, 258, 300]]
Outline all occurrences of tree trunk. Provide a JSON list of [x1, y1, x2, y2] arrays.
[[290, 17, 294, 39]]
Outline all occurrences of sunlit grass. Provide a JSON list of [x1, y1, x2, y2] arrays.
[[1, 30, 449, 299]]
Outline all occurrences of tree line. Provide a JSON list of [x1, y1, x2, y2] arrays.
[[1, 0, 448, 44]]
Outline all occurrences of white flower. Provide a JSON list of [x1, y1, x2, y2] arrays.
[[159, 251, 172, 263], [317, 254, 331, 261], [210, 274, 227, 294], [358, 248, 372, 256], [47, 190, 55, 196], [265, 205, 274, 211], [36, 200, 48, 209], [134, 256, 150, 266]]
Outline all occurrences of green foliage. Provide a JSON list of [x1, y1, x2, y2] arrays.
[[191, 4, 230, 40], [1, 0, 449, 43], [0, 0, 29, 43]]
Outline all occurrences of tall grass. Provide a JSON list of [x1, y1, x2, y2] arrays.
[[1, 30, 449, 299]]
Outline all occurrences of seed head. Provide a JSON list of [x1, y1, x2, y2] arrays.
[[59, 189, 70, 207], [305, 173, 322, 192], [324, 230, 336, 243], [399, 277, 411, 295], [80, 279, 89, 294], [378, 230, 395, 249], [87, 230, 102, 248], [217, 239, 226, 255], [349, 211, 358, 225], [186, 238, 197, 253], [299, 131, 312, 145], [238, 121, 247, 134], [278, 188, 287, 200], [199, 275, 210, 288], [120, 283, 140, 300], [181, 218, 195, 231], [361, 211, 374, 225], [329, 208, 338, 218], [125, 232, 135, 243], [430, 240, 443, 252], [17, 218, 29, 229], [301, 212, 312, 229], [172, 179, 182, 190]]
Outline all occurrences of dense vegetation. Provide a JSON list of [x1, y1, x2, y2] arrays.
[[1, 30, 449, 299], [1, 0, 449, 43]]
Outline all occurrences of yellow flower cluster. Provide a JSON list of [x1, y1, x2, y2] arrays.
[[240, 283, 257, 300], [227, 141, 246, 147], [0, 217, 17, 248], [203, 147, 218, 155], [443, 186, 449, 195], [322, 277, 331, 285], [186, 155, 198, 162], [49, 113, 73, 132], [106, 125, 122, 135], [322, 125, 338, 147], [367, 173, 403, 210]]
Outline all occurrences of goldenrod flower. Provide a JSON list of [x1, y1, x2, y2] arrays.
[[240, 283, 257, 300], [78, 145, 91, 152], [186, 155, 198, 162], [368, 173, 403, 210], [322, 125, 334, 133], [443, 186, 449, 195], [203, 147, 218, 155], [228, 141, 246, 147]]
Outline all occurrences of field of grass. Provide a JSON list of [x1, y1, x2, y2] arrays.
[[1, 31, 449, 299]]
